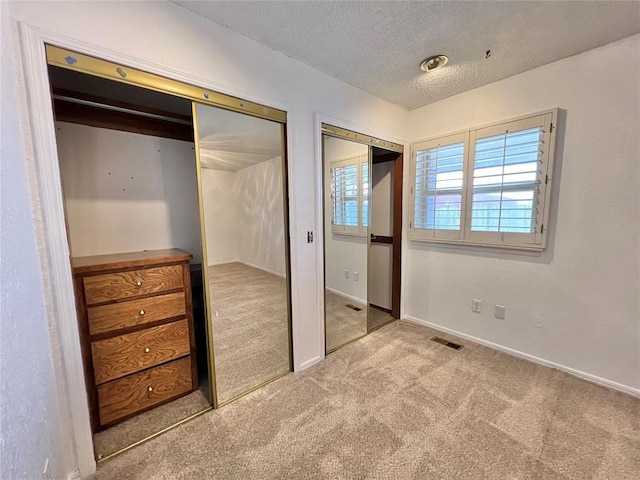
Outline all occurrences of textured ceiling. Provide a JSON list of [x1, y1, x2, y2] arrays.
[[174, 1, 640, 110]]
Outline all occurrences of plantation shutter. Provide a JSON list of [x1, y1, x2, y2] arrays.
[[361, 159, 369, 228], [331, 154, 368, 235], [411, 132, 467, 241], [467, 113, 552, 246]]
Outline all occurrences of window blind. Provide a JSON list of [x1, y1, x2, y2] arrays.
[[362, 160, 369, 228], [332, 163, 359, 227], [470, 127, 543, 234], [414, 141, 465, 232]]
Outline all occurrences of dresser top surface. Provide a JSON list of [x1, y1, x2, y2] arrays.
[[72, 249, 192, 274]]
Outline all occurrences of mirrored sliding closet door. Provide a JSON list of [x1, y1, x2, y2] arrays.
[[322, 134, 370, 352], [322, 124, 404, 354], [193, 103, 292, 405]]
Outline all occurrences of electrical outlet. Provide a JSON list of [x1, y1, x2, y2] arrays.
[[354, 272, 359, 281], [495, 305, 506, 319], [472, 299, 482, 313], [344, 270, 349, 279]]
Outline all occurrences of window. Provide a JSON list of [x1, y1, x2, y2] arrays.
[[331, 154, 368, 235], [410, 110, 557, 250]]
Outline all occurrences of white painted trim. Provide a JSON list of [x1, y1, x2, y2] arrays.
[[313, 113, 328, 364], [18, 23, 96, 479], [67, 470, 81, 480], [325, 287, 366, 307], [299, 355, 323, 370], [404, 315, 640, 398], [238, 261, 286, 279], [208, 259, 241, 266], [17, 22, 298, 477]]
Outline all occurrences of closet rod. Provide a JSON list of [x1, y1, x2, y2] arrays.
[[52, 94, 192, 125]]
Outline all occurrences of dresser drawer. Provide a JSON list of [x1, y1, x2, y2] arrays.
[[87, 292, 186, 336], [83, 265, 183, 305], [97, 357, 193, 426], [92, 319, 191, 384]]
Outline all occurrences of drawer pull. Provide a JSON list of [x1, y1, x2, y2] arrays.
[[144, 347, 150, 353], [148, 386, 153, 392], [135, 280, 143, 287], [139, 309, 145, 316]]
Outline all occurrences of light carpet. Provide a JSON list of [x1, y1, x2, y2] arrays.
[[91, 320, 639, 479], [324, 290, 367, 352], [209, 262, 291, 404], [368, 306, 395, 331], [93, 389, 210, 459]]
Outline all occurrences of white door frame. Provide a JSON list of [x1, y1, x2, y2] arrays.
[[17, 22, 297, 478]]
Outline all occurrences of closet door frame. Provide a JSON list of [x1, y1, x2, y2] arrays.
[[317, 119, 404, 354], [18, 23, 294, 476]]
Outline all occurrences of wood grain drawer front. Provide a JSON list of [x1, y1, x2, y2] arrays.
[[97, 357, 192, 426], [87, 292, 186, 336], [83, 265, 183, 305], [91, 320, 191, 385]]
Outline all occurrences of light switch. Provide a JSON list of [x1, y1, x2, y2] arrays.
[[495, 305, 506, 319]]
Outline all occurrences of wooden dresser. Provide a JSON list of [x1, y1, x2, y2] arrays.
[[72, 249, 198, 431]]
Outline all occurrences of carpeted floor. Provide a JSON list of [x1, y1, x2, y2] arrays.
[[91, 320, 640, 479], [209, 263, 291, 404], [93, 389, 211, 459], [368, 306, 395, 331], [325, 290, 367, 352]]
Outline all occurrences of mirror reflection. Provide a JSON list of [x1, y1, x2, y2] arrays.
[[195, 104, 291, 404], [368, 147, 397, 331], [323, 136, 369, 352]]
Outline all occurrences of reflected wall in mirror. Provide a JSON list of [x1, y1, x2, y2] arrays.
[[323, 135, 369, 352], [194, 103, 291, 405], [368, 146, 403, 332]]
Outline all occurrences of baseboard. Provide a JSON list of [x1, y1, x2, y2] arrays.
[[325, 287, 366, 306], [206, 259, 286, 279], [403, 315, 640, 398], [68, 470, 81, 480], [298, 355, 323, 371], [239, 261, 286, 278], [208, 259, 241, 266]]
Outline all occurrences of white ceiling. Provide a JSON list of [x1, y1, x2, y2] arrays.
[[174, 0, 640, 110], [196, 105, 282, 171]]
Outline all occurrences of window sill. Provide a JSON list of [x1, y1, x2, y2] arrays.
[[408, 235, 545, 252], [331, 229, 367, 238]]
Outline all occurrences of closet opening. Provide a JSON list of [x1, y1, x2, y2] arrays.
[[48, 64, 212, 461], [45, 45, 292, 463]]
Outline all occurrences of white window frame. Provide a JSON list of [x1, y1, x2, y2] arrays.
[[330, 153, 369, 236], [410, 109, 558, 251]]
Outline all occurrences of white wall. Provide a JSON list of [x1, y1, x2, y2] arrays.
[[323, 136, 368, 303], [405, 34, 640, 392], [201, 168, 240, 265], [236, 156, 286, 276], [0, 3, 73, 479], [202, 156, 286, 276], [370, 161, 394, 309], [5, 1, 408, 477], [56, 122, 202, 263]]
